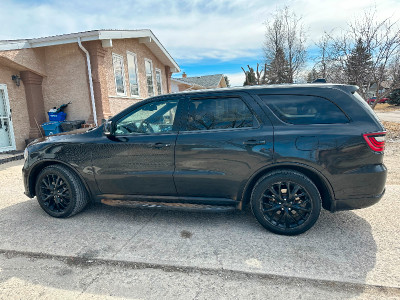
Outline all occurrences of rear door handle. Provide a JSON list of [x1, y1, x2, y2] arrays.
[[243, 139, 266, 145], [151, 142, 171, 149]]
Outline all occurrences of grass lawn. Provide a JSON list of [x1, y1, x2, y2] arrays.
[[373, 103, 400, 112]]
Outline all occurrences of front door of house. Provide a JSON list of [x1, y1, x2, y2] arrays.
[[0, 85, 16, 152]]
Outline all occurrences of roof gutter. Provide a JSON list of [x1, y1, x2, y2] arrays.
[[77, 37, 98, 126]]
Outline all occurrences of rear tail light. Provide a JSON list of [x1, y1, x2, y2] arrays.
[[363, 132, 386, 152]]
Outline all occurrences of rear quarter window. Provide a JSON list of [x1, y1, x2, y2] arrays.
[[259, 95, 349, 125]]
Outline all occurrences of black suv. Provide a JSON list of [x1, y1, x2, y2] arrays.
[[23, 84, 387, 235]]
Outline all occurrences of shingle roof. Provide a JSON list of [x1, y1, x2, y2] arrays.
[[177, 74, 224, 88]]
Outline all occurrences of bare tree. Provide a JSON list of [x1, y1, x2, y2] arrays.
[[349, 9, 400, 108], [387, 55, 400, 84], [315, 9, 400, 108], [264, 6, 307, 83], [313, 32, 337, 80]]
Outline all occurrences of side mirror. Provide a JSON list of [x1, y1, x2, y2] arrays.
[[104, 120, 113, 136]]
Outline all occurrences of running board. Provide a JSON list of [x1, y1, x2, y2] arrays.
[[101, 199, 237, 212], [98, 194, 238, 206]]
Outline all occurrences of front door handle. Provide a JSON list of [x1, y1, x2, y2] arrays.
[[151, 142, 171, 149], [243, 139, 266, 145]]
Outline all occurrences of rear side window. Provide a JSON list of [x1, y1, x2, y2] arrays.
[[259, 95, 349, 125], [186, 97, 254, 131]]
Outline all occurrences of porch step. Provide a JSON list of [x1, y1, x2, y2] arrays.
[[101, 199, 237, 213], [0, 150, 23, 165]]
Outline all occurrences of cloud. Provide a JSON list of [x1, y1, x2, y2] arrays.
[[0, 0, 274, 62], [1, 0, 399, 66], [224, 72, 245, 87]]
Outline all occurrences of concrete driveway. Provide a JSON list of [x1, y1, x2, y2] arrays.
[[0, 156, 399, 299], [376, 110, 400, 123]]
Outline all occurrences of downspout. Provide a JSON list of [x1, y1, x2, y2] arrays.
[[77, 37, 98, 127]]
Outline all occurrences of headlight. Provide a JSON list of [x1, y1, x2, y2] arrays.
[[24, 148, 29, 161]]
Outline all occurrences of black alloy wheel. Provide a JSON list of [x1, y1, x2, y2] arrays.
[[251, 170, 321, 235], [35, 164, 89, 218], [39, 173, 71, 213]]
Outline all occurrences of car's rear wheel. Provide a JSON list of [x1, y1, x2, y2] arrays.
[[251, 170, 321, 235], [35, 164, 89, 218]]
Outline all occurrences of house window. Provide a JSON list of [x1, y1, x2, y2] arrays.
[[127, 51, 139, 97], [145, 59, 154, 97], [112, 53, 126, 96], [155, 68, 162, 95]]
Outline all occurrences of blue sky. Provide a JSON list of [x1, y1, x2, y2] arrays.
[[1, 0, 399, 86]]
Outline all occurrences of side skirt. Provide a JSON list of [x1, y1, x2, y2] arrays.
[[95, 194, 239, 211]]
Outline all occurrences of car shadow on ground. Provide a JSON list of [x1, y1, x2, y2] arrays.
[[0, 199, 377, 299]]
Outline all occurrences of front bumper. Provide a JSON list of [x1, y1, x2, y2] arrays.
[[22, 162, 33, 198]]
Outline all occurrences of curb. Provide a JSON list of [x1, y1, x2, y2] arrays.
[[0, 154, 24, 165]]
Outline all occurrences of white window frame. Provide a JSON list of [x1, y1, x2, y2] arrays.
[[155, 68, 163, 95], [112, 53, 126, 96], [145, 58, 155, 97], [126, 51, 140, 98]]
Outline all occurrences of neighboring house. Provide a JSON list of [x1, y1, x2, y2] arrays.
[[366, 81, 392, 99], [0, 29, 180, 152], [171, 73, 227, 92]]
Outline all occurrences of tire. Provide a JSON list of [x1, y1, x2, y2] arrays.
[[251, 170, 321, 235], [35, 164, 89, 218]]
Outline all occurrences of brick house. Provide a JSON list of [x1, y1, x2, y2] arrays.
[[0, 30, 180, 152], [171, 73, 227, 92]]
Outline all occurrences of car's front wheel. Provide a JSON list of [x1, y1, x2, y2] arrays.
[[35, 164, 89, 218], [251, 170, 321, 235]]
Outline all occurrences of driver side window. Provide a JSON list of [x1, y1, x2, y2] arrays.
[[115, 99, 178, 135]]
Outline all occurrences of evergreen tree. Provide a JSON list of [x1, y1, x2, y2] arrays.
[[265, 47, 290, 84], [306, 68, 319, 83], [243, 67, 257, 86], [346, 38, 373, 86], [389, 89, 400, 105], [224, 75, 231, 87]]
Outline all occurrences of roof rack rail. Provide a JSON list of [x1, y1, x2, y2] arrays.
[[312, 78, 327, 83]]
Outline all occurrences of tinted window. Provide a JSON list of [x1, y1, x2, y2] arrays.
[[186, 97, 254, 131], [115, 99, 178, 135], [260, 95, 349, 124]]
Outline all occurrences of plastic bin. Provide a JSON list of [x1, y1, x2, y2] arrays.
[[41, 121, 63, 136], [60, 120, 85, 132], [48, 111, 66, 121]]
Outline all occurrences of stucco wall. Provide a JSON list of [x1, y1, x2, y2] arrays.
[[104, 39, 168, 116], [0, 48, 46, 76], [0, 65, 30, 150], [42, 44, 91, 122], [108, 98, 142, 115]]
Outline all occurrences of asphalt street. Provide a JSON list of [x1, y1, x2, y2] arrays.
[[0, 159, 399, 299]]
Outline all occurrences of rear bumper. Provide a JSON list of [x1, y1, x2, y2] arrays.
[[331, 189, 385, 212]]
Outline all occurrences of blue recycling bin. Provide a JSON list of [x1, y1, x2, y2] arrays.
[[41, 121, 63, 136], [48, 111, 67, 121]]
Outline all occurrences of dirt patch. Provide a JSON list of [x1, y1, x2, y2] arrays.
[[382, 121, 400, 141], [384, 141, 400, 185], [180, 230, 193, 239], [374, 103, 400, 112]]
